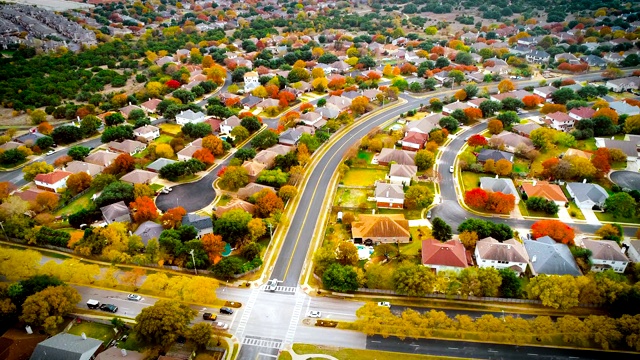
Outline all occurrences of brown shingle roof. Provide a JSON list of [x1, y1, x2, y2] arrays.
[[521, 181, 567, 202], [351, 214, 410, 239]]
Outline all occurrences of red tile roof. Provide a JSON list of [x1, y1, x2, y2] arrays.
[[34, 170, 72, 185], [569, 106, 595, 119], [421, 239, 468, 268]]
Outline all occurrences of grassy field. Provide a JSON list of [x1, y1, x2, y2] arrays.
[[277, 350, 293, 360], [149, 183, 164, 192], [155, 134, 173, 144], [55, 188, 97, 216], [460, 171, 482, 193], [160, 123, 182, 135], [357, 150, 374, 163], [334, 188, 372, 207], [377, 207, 423, 220], [595, 211, 640, 223], [576, 138, 597, 151], [518, 201, 559, 218], [67, 321, 115, 346], [118, 332, 147, 352], [529, 146, 565, 177], [513, 158, 530, 174], [292, 344, 467, 360], [341, 168, 388, 186]]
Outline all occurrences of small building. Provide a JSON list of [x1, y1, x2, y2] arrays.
[[544, 111, 575, 132], [598, 139, 639, 161], [146, 158, 178, 173], [475, 237, 529, 273], [252, 150, 278, 169], [108, 140, 146, 155], [237, 183, 276, 200], [606, 76, 640, 93], [30, 333, 102, 360], [0, 328, 48, 360], [524, 236, 581, 276], [64, 161, 104, 178], [175, 110, 206, 126], [243, 71, 260, 93], [101, 201, 131, 224], [489, 131, 534, 152], [533, 85, 557, 100], [120, 169, 157, 185], [569, 107, 595, 121], [95, 347, 144, 360], [141, 98, 162, 113], [133, 220, 164, 245], [300, 112, 326, 128], [565, 182, 609, 209], [34, 170, 72, 193], [119, 104, 143, 118], [400, 131, 428, 151], [351, 214, 411, 245], [582, 239, 629, 273], [387, 164, 417, 185], [622, 239, 640, 263], [242, 161, 266, 182], [181, 213, 213, 238], [442, 101, 470, 116], [421, 239, 469, 274], [476, 149, 513, 164], [374, 182, 404, 209], [133, 125, 160, 142], [480, 177, 521, 204], [278, 128, 302, 146], [512, 123, 541, 138], [219, 116, 242, 134], [520, 181, 567, 206], [85, 151, 119, 167], [177, 145, 202, 161]]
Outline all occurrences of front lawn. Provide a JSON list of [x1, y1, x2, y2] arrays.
[[377, 207, 422, 220], [67, 321, 115, 346], [518, 201, 559, 218], [154, 134, 173, 144], [567, 202, 585, 220], [341, 168, 388, 186], [513, 158, 530, 174], [576, 138, 597, 151], [595, 211, 640, 223], [357, 150, 374, 164], [529, 146, 565, 177], [334, 188, 373, 207], [55, 188, 97, 216], [149, 183, 164, 192], [160, 123, 182, 135], [460, 171, 483, 193]]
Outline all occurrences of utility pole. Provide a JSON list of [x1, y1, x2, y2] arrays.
[[0, 221, 6, 240], [189, 249, 197, 275]]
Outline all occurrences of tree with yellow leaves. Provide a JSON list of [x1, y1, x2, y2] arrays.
[[382, 64, 393, 77], [498, 79, 515, 93], [311, 67, 325, 79], [312, 77, 329, 92]]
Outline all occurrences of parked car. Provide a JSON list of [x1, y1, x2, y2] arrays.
[[46, 149, 55, 155], [127, 294, 142, 301], [220, 307, 234, 315], [86, 299, 100, 309], [308, 311, 321, 318], [378, 302, 391, 308], [426, 210, 432, 219], [449, 166, 454, 173], [99, 304, 118, 313], [215, 321, 229, 330], [203, 312, 217, 321]]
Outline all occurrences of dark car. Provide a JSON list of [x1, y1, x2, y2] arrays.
[[99, 304, 118, 313], [203, 312, 217, 321], [220, 307, 234, 315]]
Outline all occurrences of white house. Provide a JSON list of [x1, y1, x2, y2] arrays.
[[475, 238, 529, 273], [387, 164, 417, 185], [582, 239, 629, 273], [34, 170, 72, 193], [606, 76, 640, 93], [545, 111, 575, 132], [243, 71, 260, 93], [565, 182, 609, 209], [220, 115, 242, 134], [134, 125, 160, 141], [622, 239, 640, 263], [374, 182, 404, 209], [175, 109, 206, 125]]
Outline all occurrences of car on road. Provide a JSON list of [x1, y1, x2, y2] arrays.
[[308, 311, 321, 318], [99, 304, 118, 313], [161, 187, 173, 194], [426, 210, 432, 219], [86, 299, 100, 309], [127, 294, 142, 301], [265, 278, 278, 292], [215, 321, 229, 330], [378, 302, 391, 308], [46, 149, 55, 155], [220, 307, 234, 315], [449, 166, 454, 173], [203, 312, 217, 321]]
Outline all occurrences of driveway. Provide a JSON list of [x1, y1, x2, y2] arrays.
[[557, 207, 572, 223], [581, 208, 601, 225]]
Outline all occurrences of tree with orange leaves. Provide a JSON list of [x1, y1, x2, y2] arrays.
[[465, 188, 489, 209], [254, 190, 284, 218], [467, 134, 488, 147], [201, 233, 226, 263], [202, 135, 224, 156], [593, 107, 619, 124], [299, 103, 314, 113], [488, 119, 504, 134], [265, 84, 280, 99], [540, 103, 567, 114], [53, 155, 73, 168], [34, 191, 59, 212], [224, 97, 241, 107], [486, 192, 515, 214], [328, 77, 346, 90], [497, 79, 515, 93], [531, 220, 575, 245], [160, 206, 186, 229], [193, 148, 215, 166], [66, 172, 92, 195], [464, 107, 482, 121], [400, 63, 417, 75], [350, 96, 369, 115], [280, 111, 300, 128], [278, 91, 296, 108], [366, 71, 381, 80], [0, 181, 11, 201], [522, 95, 543, 108], [37, 122, 53, 135], [591, 148, 611, 174], [540, 157, 560, 178], [130, 196, 158, 223], [454, 89, 467, 101], [105, 153, 136, 175]]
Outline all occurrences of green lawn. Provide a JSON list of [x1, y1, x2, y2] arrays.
[[513, 158, 530, 174], [518, 201, 559, 218], [377, 207, 422, 220], [118, 332, 147, 352], [55, 188, 97, 216], [567, 202, 585, 220], [334, 188, 372, 207], [341, 168, 388, 186], [595, 211, 640, 223], [460, 171, 483, 193], [612, 161, 627, 170], [530, 146, 566, 177], [357, 150, 374, 164], [292, 344, 465, 360], [576, 138, 597, 151], [155, 134, 173, 144], [149, 183, 164, 192], [217, 194, 232, 206], [67, 321, 115, 346]]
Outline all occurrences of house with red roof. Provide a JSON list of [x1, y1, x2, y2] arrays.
[[400, 131, 428, 151], [544, 111, 575, 132], [34, 170, 72, 193], [421, 239, 469, 273], [520, 181, 568, 206], [569, 107, 595, 121]]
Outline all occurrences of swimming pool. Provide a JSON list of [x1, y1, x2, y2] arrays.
[[355, 244, 374, 260]]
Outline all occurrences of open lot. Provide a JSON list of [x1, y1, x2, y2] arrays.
[[67, 321, 115, 346], [341, 168, 387, 186]]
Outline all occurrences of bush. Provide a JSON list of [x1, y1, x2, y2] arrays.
[[35, 226, 71, 247]]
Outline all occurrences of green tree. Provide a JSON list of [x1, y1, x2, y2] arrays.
[[213, 209, 252, 246], [105, 113, 126, 126], [496, 111, 520, 128], [394, 262, 436, 296], [30, 109, 47, 124], [67, 146, 91, 161], [94, 181, 134, 208], [218, 166, 249, 190], [479, 100, 502, 117], [551, 88, 577, 105], [189, 322, 213, 349], [211, 257, 243, 279], [432, 217, 452, 241], [322, 264, 359, 292], [336, 241, 359, 266], [404, 185, 434, 209], [134, 300, 196, 345], [20, 285, 81, 334], [604, 193, 636, 219], [415, 149, 435, 170], [22, 162, 54, 182], [80, 115, 102, 137], [498, 268, 522, 298]]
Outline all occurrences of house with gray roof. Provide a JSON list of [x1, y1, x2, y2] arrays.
[[387, 164, 417, 185], [480, 177, 520, 204], [278, 128, 302, 146], [609, 101, 640, 116], [475, 237, 529, 273], [476, 149, 513, 163], [30, 333, 101, 360], [175, 109, 206, 126], [146, 158, 178, 173], [405, 113, 443, 135], [565, 182, 609, 209], [597, 138, 638, 161], [489, 131, 533, 152], [524, 236, 581, 276], [512, 123, 541, 137], [181, 213, 213, 238], [377, 148, 416, 166], [622, 239, 640, 263], [133, 220, 164, 245], [15, 132, 45, 145], [64, 161, 104, 177], [316, 105, 341, 120], [374, 182, 404, 209], [582, 239, 629, 273], [101, 201, 131, 224], [120, 169, 157, 185]]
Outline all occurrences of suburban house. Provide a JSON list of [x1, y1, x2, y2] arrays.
[[475, 237, 529, 273], [64, 161, 104, 177], [374, 182, 404, 209], [569, 107, 595, 121], [85, 151, 118, 167], [278, 128, 302, 146], [34, 170, 72, 192], [119, 104, 143, 118], [597, 138, 638, 161], [101, 201, 131, 224], [204, 118, 222, 133], [252, 150, 278, 169], [175, 109, 206, 125], [480, 177, 521, 204], [120, 169, 157, 185], [582, 239, 629, 273], [133, 220, 164, 245], [108, 139, 146, 155], [609, 101, 640, 116], [524, 236, 581, 276], [622, 239, 640, 263], [133, 125, 160, 142], [351, 214, 410, 245], [544, 111, 575, 132], [177, 145, 202, 161], [220, 115, 242, 134], [243, 71, 260, 93], [421, 239, 469, 274], [442, 101, 470, 116], [512, 123, 541, 137], [0, 328, 47, 360], [533, 85, 557, 101], [387, 164, 417, 185], [526, 50, 550, 63], [242, 161, 266, 182], [490, 90, 531, 102], [237, 183, 276, 200], [564, 148, 591, 159], [214, 198, 256, 218], [606, 76, 640, 92], [489, 131, 534, 152], [565, 182, 609, 209], [141, 98, 162, 113], [520, 181, 568, 206], [146, 158, 178, 173], [241, 95, 263, 109], [401, 131, 429, 151], [300, 111, 326, 128], [377, 148, 416, 166], [476, 149, 513, 164], [181, 213, 213, 238], [29, 333, 102, 360]]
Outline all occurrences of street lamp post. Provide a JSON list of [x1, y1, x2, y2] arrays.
[[267, 222, 274, 242], [0, 221, 6, 240], [189, 249, 197, 275]]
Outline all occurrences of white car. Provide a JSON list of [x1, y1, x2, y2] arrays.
[[265, 279, 278, 292], [377, 302, 391, 308], [449, 166, 454, 173], [308, 311, 322, 318], [127, 294, 142, 301], [46, 150, 55, 155], [215, 321, 229, 330]]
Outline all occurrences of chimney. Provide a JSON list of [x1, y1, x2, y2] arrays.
[[531, 255, 537, 263], [121, 349, 127, 357], [81, 333, 87, 340]]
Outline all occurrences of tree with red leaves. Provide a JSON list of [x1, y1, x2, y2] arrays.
[[105, 153, 135, 175], [165, 79, 181, 89], [485, 192, 515, 214], [522, 95, 543, 108], [130, 196, 159, 223], [265, 84, 280, 99], [201, 233, 226, 263], [465, 188, 489, 209], [464, 107, 483, 121], [160, 206, 186, 229], [193, 148, 215, 166], [531, 219, 575, 245], [467, 134, 488, 147], [591, 148, 611, 174], [224, 97, 240, 107]]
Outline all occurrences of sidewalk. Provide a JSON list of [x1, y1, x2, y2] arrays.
[[282, 344, 338, 360]]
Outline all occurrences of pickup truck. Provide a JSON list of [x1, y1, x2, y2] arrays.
[[87, 299, 100, 309]]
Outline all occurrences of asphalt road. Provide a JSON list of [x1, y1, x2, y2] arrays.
[[610, 170, 640, 191], [366, 335, 640, 360]]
